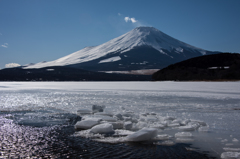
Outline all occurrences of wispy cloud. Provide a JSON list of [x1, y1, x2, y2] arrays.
[[124, 17, 137, 23], [130, 18, 137, 23], [0, 33, 2, 35], [1, 43, 8, 48], [114, 13, 148, 30], [5, 63, 21, 68]]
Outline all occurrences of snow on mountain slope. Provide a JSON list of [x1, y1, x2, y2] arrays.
[[99, 56, 121, 64], [25, 27, 209, 70]]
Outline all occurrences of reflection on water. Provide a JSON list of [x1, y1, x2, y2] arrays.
[[0, 111, 213, 159], [1, 82, 240, 158]]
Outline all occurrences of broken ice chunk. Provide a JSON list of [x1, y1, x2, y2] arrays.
[[190, 120, 207, 126], [94, 112, 113, 117], [125, 128, 158, 142], [75, 118, 101, 130], [221, 139, 228, 143], [220, 152, 240, 159], [178, 125, 196, 131], [180, 119, 191, 126], [155, 134, 170, 140], [172, 119, 182, 124], [140, 113, 148, 116], [114, 113, 124, 120], [108, 121, 124, 129], [167, 123, 180, 127], [122, 112, 135, 118], [94, 115, 117, 122], [133, 122, 148, 130], [164, 116, 176, 121], [225, 143, 234, 146], [149, 112, 157, 115], [176, 138, 194, 143], [198, 126, 210, 132], [123, 116, 132, 122], [124, 121, 133, 130], [145, 116, 158, 123], [90, 123, 115, 134], [223, 147, 240, 152], [175, 132, 193, 138], [150, 123, 165, 129]]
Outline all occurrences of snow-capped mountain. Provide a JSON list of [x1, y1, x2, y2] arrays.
[[25, 27, 218, 71]]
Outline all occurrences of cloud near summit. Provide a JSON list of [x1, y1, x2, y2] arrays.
[[117, 13, 144, 27], [124, 17, 137, 23]]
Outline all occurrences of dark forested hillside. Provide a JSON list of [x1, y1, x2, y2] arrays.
[[152, 53, 240, 81], [0, 66, 151, 81]]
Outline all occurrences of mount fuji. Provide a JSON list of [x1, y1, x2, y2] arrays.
[[24, 27, 219, 71]]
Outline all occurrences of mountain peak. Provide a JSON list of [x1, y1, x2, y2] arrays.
[[133, 26, 163, 35], [25, 27, 209, 70], [134, 26, 156, 30], [125, 26, 205, 55]]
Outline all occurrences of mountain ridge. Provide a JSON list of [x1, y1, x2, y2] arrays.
[[24, 26, 219, 71]]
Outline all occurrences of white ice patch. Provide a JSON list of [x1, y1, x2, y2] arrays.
[[208, 66, 230, 69], [198, 126, 210, 132], [175, 132, 193, 138], [3, 82, 240, 158], [155, 134, 170, 140], [176, 138, 194, 143], [73, 105, 211, 145], [221, 152, 240, 159], [223, 147, 240, 152], [74, 118, 101, 130], [98, 56, 121, 64], [175, 47, 183, 53], [46, 69, 54, 71], [125, 128, 158, 142], [90, 123, 115, 134], [178, 125, 196, 131], [94, 112, 113, 117]]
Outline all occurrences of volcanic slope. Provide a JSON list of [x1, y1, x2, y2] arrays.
[[25, 27, 219, 71]]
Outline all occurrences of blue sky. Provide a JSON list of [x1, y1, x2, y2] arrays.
[[1, 0, 240, 69]]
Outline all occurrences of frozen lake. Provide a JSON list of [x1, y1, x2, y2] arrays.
[[0, 81, 240, 158]]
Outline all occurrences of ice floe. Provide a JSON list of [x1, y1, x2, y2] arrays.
[[175, 132, 193, 138], [124, 121, 133, 130], [125, 128, 158, 142], [73, 105, 212, 146], [223, 147, 240, 152], [221, 152, 240, 159], [90, 123, 115, 134], [75, 118, 101, 130]]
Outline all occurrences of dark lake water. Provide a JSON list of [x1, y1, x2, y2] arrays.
[[0, 111, 213, 159]]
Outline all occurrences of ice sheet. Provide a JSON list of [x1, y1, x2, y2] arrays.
[[0, 81, 240, 158]]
